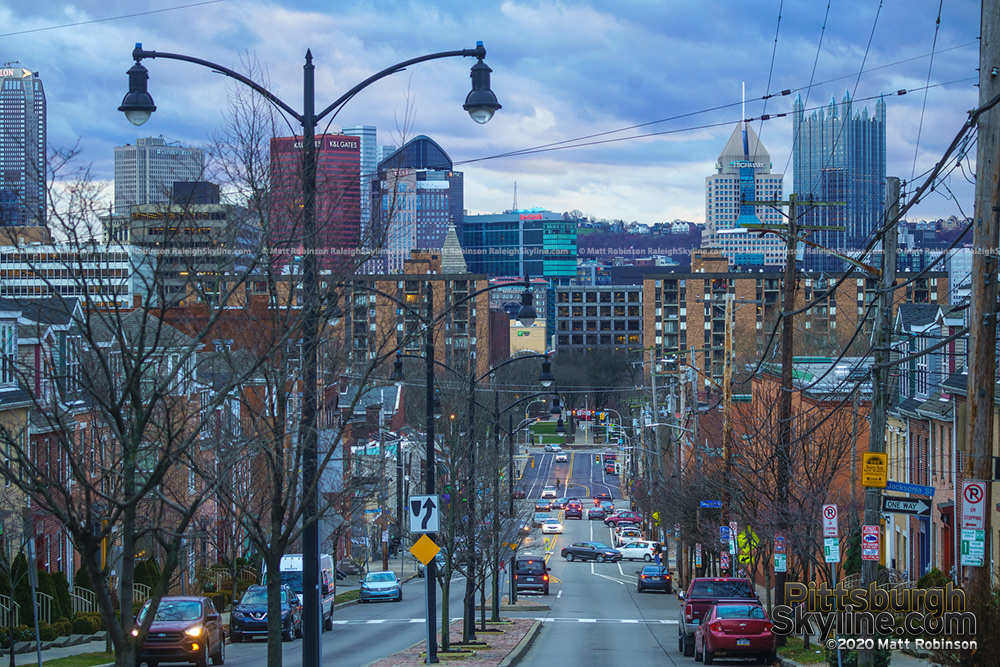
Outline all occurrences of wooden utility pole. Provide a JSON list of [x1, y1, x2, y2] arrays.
[[858, 177, 899, 667], [965, 0, 1000, 615]]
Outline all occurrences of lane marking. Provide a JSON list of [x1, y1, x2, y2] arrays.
[[557, 590, 563, 598], [594, 573, 626, 586]]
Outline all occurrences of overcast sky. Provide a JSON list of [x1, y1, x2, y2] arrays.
[[7, 0, 983, 225]]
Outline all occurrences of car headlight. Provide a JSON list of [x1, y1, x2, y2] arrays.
[[131, 628, 139, 637], [184, 625, 204, 637], [232, 611, 243, 619]]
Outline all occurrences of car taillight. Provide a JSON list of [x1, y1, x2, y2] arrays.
[[641, 574, 647, 579], [763, 622, 773, 633], [684, 604, 693, 620], [543, 574, 548, 581], [711, 622, 723, 633]]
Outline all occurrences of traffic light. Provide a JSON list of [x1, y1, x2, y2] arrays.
[[594, 454, 600, 464]]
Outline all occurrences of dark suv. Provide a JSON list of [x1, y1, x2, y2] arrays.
[[564, 501, 583, 519], [135, 596, 226, 666], [230, 584, 303, 642], [514, 555, 550, 595]]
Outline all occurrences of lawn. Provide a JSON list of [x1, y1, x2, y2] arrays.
[[334, 589, 360, 604], [777, 637, 827, 664]]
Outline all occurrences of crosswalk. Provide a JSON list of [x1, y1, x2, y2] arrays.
[[330, 617, 677, 626]]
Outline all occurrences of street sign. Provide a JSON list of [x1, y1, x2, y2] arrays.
[[861, 525, 880, 561], [774, 553, 787, 573], [960, 529, 985, 566], [700, 500, 723, 508], [721, 552, 730, 569], [961, 480, 987, 530], [382, 530, 390, 543], [885, 480, 935, 497], [408, 494, 440, 533], [861, 452, 888, 488], [774, 534, 785, 554], [881, 496, 931, 516], [409, 534, 441, 566], [822, 504, 838, 537], [824, 537, 840, 563], [729, 521, 738, 555], [720, 526, 730, 543], [364, 508, 381, 513], [695, 543, 702, 568]]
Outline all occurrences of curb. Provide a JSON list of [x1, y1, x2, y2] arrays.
[[497, 619, 542, 667]]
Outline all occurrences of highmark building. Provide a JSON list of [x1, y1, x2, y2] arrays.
[[701, 121, 785, 267]]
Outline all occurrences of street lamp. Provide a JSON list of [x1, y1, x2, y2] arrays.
[[122, 41, 499, 667]]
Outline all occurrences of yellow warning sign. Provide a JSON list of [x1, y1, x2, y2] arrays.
[[861, 452, 888, 488], [409, 534, 441, 565]]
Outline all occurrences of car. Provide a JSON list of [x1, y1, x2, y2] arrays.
[[543, 443, 561, 452], [417, 548, 448, 577], [587, 506, 606, 520], [614, 527, 643, 546], [512, 489, 526, 499], [134, 596, 226, 667], [564, 502, 583, 520], [604, 463, 617, 475], [636, 565, 674, 593], [618, 540, 661, 562], [262, 553, 336, 632], [605, 510, 643, 527], [679, 577, 759, 657], [533, 512, 551, 527], [555, 452, 568, 462], [594, 492, 612, 503], [540, 486, 557, 499], [599, 499, 615, 513], [230, 584, 302, 643], [541, 518, 564, 534], [548, 497, 568, 510], [560, 541, 622, 563], [694, 601, 776, 664], [514, 555, 550, 595], [534, 500, 552, 511], [359, 570, 403, 603]]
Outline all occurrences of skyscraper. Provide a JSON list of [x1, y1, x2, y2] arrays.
[[0, 66, 46, 227], [269, 134, 360, 271], [341, 125, 377, 234], [114, 136, 205, 214], [702, 122, 785, 266], [793, 92, 886, 272]]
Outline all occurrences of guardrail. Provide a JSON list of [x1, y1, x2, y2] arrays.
[[70, 587, 97, 614], [0, 594, 18, 628]]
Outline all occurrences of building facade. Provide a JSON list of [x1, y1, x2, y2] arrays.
[[553, 284, 644, 352], [114, 136, 205, 214], [0, 245, 132, 308], [342, 125, 377, 234], [0, 66, 46, 227], [793, 92, 887, 272], [701, 122, 785, 266], [270, 134, 360, 272]]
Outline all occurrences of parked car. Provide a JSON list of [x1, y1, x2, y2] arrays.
[[541, 518, 564, 534], [618, 540, 661, 562], [540, 485, 557, 499], [564, 501, 583, 520], [134, 596, 226, 667], [560, 541, 622, 563], [678, 577, 759, 657], [514, 555, 550, 595], [694, 601, 776, 665], [359, 570, 403, 603], [604, 463, 617, 475], [587, 506, 606, 520], [416, 548, 448, 577], [230, 584, 302, 643], [636, 565, 673, 593]]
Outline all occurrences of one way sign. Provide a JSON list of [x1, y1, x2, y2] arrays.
[[881, 496, 931, 517], [408, 495, 440, 534]]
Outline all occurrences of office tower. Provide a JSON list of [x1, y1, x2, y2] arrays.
[[114, 136, 205, 214], [269, 134, 360, 271], [342, 125, 377, 234], [0, 66, 46, 227], [702, 122, 785, 266], [793, 92, 886, 272], [369, 135, 464, 273]]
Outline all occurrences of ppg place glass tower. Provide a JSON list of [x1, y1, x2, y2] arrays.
[[0, 66, 46, 227], [792, 92, 886, 272]]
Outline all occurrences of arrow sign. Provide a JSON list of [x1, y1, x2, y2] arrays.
[[881, 496, 931, 516], [408, 494, 440, 534]]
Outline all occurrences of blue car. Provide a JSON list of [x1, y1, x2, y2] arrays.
[[359, 570, 403, 602], [230, 584, 303, 642]]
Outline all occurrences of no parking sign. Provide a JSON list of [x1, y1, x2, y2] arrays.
[[861, 525, 879, 561]]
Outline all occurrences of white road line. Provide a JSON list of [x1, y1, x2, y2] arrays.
[[331, 620, 349, 625], [594, 573, 626, 585], [408, 618, 423, 623], [368, 619, 386, 624], [621, 619, 640, 623], [557, 590, 563, 598], [579, 619, 597, 623]]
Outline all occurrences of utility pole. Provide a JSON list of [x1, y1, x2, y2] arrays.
[[858, 177, 899, 667], [722, 293, 734, 517], [649, 348, 661, 507], [964, 0, 1000, 624]]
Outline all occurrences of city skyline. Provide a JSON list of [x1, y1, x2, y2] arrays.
[[8, 0, 982, 228]]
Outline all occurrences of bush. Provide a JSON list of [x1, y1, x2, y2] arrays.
[[15, 624, 32, 643], [824, 638, 891, 667], [72, 615, 97, 635], [206, 591, 231, 612], [916, 567, 950, 590], [54, 620, 72, 637], [37, 620, 58, 642], [51, 573, 71, 621], [74, 566, 93, 593], [76, 612, 103, 634], [134, 559, 160, 588]]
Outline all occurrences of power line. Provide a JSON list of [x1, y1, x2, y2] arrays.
[[0, 0, 226, 38]]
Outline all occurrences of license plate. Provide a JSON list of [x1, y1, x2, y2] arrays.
[[736, 639, 751, 646], [525, 577, 534, 582]]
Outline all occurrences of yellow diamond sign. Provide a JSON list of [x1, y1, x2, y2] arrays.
[[409, 534, 441, 565]]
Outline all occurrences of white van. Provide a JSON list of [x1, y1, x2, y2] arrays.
[[262, 553, 335, 631]]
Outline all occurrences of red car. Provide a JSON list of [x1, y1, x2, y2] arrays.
[[694, 600, 775, 665], [134, 596, 226, 666]]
